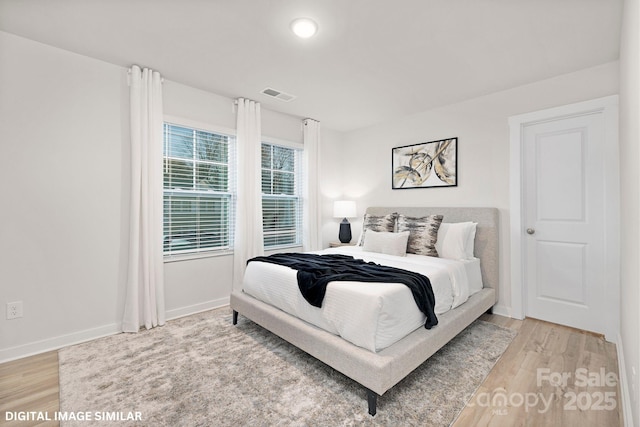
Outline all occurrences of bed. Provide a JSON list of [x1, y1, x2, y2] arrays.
[[230, 207, 499, 416]]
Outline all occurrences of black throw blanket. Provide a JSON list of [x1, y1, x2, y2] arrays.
[[247, 253, 438, 329]]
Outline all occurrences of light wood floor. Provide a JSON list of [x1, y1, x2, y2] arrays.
[[454, 314, 622, 427], [0, 315, 622, 427], [0, 351, 59, 427]]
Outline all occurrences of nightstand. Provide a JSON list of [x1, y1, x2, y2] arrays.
[[329, 241, 356, 248]]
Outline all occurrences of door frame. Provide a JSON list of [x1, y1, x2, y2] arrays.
[[508, 95, 620, 341]]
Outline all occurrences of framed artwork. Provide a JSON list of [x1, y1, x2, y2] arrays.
[[392, 137, 457, 189]]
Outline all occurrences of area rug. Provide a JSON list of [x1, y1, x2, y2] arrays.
[[59, 307, 515, 426]]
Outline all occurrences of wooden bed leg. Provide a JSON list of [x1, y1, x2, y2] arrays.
[[232, 310, 238, 325], [366, 389, 378, 416]]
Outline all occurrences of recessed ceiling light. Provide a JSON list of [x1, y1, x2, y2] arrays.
[[290, 18, 318, 39]]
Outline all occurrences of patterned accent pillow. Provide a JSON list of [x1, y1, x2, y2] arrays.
[[397, 214, 444, 257], [358, 213, 397, 246]]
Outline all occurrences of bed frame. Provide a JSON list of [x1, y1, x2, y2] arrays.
[[231, 207, 499, 416]]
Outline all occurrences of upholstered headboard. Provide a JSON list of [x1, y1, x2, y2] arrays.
[[365, 207, 499, 295]]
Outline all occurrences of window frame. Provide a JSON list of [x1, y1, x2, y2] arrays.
[[261, 137, 304, 250], [162, 116, 237, 262]]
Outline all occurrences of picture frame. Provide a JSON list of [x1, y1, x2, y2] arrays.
[[392, 137, 458, 189]]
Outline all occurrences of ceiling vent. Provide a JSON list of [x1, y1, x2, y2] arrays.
[[261, 87, 296, 102]]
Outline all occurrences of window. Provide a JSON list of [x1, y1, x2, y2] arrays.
[[261, 143, 303, 248], [163, 123, 235, 256]]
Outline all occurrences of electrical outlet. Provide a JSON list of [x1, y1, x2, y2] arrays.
[[6, 301, 23, 320]]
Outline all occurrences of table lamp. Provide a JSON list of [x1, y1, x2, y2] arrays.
[[333, 201, 357, 243]]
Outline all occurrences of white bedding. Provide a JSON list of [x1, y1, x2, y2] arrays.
[[242, 246, 483, 352]]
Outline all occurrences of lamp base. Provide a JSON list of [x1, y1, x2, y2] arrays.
[[338, 219, 352, 243]]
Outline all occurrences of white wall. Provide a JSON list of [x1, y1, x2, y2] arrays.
[[322, 62, 619, 315], [318, 127, 347, 243], [0, 31, 304, 362], [0, 32, 128, 360], [619, 0, 640, 424]]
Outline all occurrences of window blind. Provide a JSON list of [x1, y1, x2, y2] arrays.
[[261, 143, 303, 248], [163, 123, 235, 256]]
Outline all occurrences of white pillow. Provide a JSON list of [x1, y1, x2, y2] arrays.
[[465, 222, 477, 259], [362, 230, 409, 257], [436, 222, 477, 260]]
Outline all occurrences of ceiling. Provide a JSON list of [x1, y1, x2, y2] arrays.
[[0, 0, 623, 132]]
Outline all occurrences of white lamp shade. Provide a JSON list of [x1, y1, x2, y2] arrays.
[[333, 201, 357, 218]]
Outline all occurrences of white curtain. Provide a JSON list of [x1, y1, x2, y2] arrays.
[[122, 65, 165, 332], [233, 98, 264, 291], [303, 119, 322, 251]]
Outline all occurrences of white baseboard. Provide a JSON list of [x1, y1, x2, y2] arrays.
[[0, 322, 121, 364], [616, 333, 635, 427], [491, 304, 511, 318], [165, 297, 230, 321], [0, 297, 231, 364]]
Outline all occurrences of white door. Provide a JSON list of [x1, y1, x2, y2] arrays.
[[522, 112, 606, 334]]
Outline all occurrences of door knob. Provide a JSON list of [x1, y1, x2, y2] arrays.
[[526, 228, 535, 235]]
